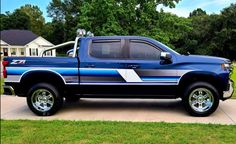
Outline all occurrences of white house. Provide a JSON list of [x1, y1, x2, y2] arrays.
[[0, 30, 56, 57]]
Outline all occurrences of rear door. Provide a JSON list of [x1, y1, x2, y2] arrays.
[[79, 38, 128, 95]]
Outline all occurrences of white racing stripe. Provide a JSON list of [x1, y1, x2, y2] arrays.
[[117, 69, 143, 82]]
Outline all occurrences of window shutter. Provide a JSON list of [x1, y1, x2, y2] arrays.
[[29, 48, 31, 56]]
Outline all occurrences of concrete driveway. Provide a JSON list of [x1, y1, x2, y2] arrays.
[[1, 95, 236, 124]]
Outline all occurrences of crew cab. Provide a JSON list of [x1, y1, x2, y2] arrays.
[[2, 30, 234, 116]]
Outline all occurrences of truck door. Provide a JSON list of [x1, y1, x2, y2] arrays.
[[123, 39, 178, 96], [79, 38, 128, 95]]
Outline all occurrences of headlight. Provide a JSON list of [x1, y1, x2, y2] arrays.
[[221, 63, 232, 71]]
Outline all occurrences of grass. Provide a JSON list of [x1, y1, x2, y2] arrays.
[[231, 66, 236, 98], [1, 120, 236, 144], [0, 77, 4, 95]]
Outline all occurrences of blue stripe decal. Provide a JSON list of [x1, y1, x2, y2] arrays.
[[6, 67, 180, 82], [141, 76, 180, 81], [6, 67, 78, 75], [80, 69, 119, 77], [6, 67, 119, 77], [7, 67, 29, 75]]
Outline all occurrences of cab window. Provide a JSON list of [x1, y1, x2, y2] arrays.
[[129, 40, 161, 60], [90, 40, 124, 59]]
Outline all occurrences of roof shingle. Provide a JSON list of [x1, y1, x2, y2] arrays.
[[0, 30, 39, 45]]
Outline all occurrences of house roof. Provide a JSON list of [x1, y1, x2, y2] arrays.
[[0, 30, 39, 45]]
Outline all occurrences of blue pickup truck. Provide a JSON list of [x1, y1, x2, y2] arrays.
[[2, 31, 234, 116]]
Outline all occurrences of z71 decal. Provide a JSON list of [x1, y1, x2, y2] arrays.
[[10, 60, 26, 64]]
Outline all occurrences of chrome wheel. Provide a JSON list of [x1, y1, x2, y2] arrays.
[[188, 88, 214, 113], [31, 89, 54, 112]]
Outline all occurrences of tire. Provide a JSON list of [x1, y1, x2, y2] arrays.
[[65, 96, 80, 103], [27, 83, 63, 116], [182, 82, 220, 117]]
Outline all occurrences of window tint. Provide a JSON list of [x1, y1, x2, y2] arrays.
[[129, 41, 161, 60], [90, 40, 123, 59]]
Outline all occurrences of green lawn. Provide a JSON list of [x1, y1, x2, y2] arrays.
[[1, 120, 236, 144], [231, 66, 236, 98], [0, 78, 4, 95]]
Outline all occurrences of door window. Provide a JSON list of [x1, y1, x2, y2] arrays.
[[90, 40, 124, 59], [129, 40, 161, 60], [3, 48, 8, 56]]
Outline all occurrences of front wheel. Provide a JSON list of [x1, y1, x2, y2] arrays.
[[182, 82, 220, 117], [27, 83, 63, 116]]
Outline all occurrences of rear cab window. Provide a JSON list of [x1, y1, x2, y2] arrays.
[[89, 39, 125, 59]]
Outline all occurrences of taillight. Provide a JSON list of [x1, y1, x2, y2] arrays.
[[2, 60, 9, 78]]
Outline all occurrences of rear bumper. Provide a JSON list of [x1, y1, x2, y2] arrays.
[[3, 85, 15, 96], [222, 80, 234, 100]]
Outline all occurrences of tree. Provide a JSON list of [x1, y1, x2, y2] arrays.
[[175, 4, 236, 60], [189, 8, 207, 17], [7, 9, 30, 30], [19, 4, 45, 35], [46, 0, 235, 60], [210, 4, 236, 60], [47, 0, 180, 41], [0, 14, 9, 31]]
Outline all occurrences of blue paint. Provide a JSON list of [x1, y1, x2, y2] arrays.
[[141, 77, 180, 81]]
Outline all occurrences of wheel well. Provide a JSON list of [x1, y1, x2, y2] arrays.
[[178, 72, 223, 98], [20, 71, 65, 95]]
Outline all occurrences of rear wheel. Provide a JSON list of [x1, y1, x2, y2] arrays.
[[27, 83, 63, 116], [182, 82, 219, 116]]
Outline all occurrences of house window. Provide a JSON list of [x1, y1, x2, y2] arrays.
[[30, 48, 38, 56], [46, 50, 52, 56], [11, 48, 17, 56], [20, 49, 25, 56]]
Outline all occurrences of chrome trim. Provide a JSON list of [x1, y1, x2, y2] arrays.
[[223, 80, 234, 100], [73, 37, 80, 57], [39, 41, 75, 57], [3, 85, 15, 96]]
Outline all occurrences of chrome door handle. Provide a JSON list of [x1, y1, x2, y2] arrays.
[[127, 65, 140, 69], [85, 64, 95, 68]]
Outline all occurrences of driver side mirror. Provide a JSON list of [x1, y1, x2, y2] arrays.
[[160, 52, 172, 64]]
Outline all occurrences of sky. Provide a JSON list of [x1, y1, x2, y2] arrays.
[[1, 0, 236, 22], [157, 0, 236, 17]]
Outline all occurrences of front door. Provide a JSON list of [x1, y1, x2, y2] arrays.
[[123, 39, 178, 96]]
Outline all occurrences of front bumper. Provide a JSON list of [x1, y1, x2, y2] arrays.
[[3, 85, 15, 96], [222, 80, 234, 100]]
